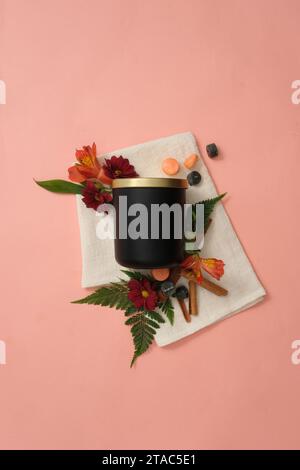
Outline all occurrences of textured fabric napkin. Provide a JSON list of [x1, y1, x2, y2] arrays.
[[76, 132, 266, 346]]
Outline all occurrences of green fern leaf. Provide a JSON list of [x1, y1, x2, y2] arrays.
[[124, 315, 140, 326], [159, 298, 175, 325], [124, 306, 139, 316], [72, 282, 132, 310], [73, 276, 168, 367], [145, 318, 161, 329], [144, 310, 165, 324], [193, 193, 226, 230], [129, 313, 161, 367]]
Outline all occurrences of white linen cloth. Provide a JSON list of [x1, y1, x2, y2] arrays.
[[76, 132, 266, 346]]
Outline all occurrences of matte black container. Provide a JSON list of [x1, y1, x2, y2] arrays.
[[112, 178, 188, 269]]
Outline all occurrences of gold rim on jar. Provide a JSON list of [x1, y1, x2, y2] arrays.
[[112, 177, 188, 189]]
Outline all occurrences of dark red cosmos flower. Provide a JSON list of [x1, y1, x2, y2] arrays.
[[128, 278, 158, 311], [102, 155, 139, 181], [82, 181, 112, 211]]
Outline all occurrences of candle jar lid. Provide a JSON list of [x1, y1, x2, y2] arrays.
[[112, 177, 188, 189]]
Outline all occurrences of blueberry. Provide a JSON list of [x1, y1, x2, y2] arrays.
[[187, 171, 201, 186], [175, 285, 189, 299], [206, 143, 218, 158], [161, 280, 176, 296]]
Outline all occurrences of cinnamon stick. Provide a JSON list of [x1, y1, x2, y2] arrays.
[[181, 270, 228, 296], [177, 298, 191, 322], [188, 280, 198, 315], [201, 277, 228, 296]]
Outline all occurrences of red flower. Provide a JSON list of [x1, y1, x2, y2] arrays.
[[82, 181, 112, 211], [128, 278, 158, 311], [103, 156, 139, 180]]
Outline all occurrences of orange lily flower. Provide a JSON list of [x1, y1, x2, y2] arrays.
[[181, 254, 225, 284], [68, 143, 112, 185], [181, 254, 203, 284], [200, 257, 225, 280]]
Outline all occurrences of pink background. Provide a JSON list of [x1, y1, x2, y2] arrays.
[[1, 0, 300, 450]]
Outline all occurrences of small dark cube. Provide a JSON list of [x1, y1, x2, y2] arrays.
[[206, 143, 218, 158]]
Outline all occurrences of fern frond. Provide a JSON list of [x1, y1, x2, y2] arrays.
[[144, 310, 165, 324], [193, 193, 226, 230], [159, 297, 175, 325], [72, 282, 131, 310], [129, 313, 161, 367]]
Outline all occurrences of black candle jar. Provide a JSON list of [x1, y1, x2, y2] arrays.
[[112, 178, 188, 269]]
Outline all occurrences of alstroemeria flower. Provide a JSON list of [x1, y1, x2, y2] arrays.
[[127, 278, 158, 311], [181, 254, 203, 284], [68, 143, 103, 183], [200, 257, 225, 280], [181, 254, 225, 284]]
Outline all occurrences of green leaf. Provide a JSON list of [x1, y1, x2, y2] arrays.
[[145, 318, 161, 329], [159, 298, 175, 325], [35, 179, 84, 195], [72, 282, 132, 310], [144, 310, 165, 324], [124, 306, 139, 316], [125, 315, 141, 326], [193, 193, 226, 230], [130, 313, 160, 367]]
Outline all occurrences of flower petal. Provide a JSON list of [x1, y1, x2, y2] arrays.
[[98, 166, 113, 185], [200, 258, 225, 280], [195, 270, 203, 285], [75, 149, 86, 162], [128, 279, 142, 291], [145, 292, 158, 310], [69, 164, 100, 183], [141, 278, 151, 291], [75, 143, 100, 169], [68, 165, 87, 183], [181, 255, 201, 270]]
